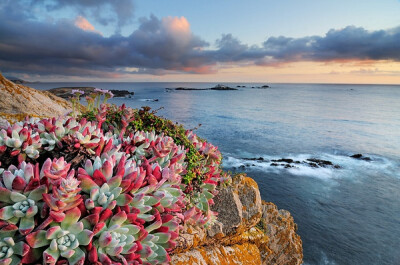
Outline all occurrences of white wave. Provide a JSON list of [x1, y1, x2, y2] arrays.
[[222, 153, 400, 180]]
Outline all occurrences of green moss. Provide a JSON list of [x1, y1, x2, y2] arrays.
[[80, 106, 207, 185]]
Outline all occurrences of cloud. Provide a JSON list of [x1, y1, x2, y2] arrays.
[[34, 0, 135, 30], [259, 26, 400, 65], [74, 16, 102, 35], [1, 0, 400, 79]]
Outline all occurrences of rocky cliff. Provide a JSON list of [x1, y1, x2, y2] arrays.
[[0, 76, 303, 264], [171, 174, 303, 265], [0, 73, 71, 123]]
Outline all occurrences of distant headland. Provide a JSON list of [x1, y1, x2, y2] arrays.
[[48, 87, 134, 98]]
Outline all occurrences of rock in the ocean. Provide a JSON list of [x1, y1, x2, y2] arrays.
[[210, 84, 238, 90], [350, 154, 371, 161]]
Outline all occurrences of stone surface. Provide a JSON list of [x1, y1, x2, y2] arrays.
[[171, 174, 303, 265], [211, 185, 243, 235], [259, 202, 303, 265], [232, 174, 262, 229], [0, 73, 71, 122], [171, 243, 261, 265]]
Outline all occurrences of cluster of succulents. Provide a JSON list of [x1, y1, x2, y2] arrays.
[[0, 98, 231, 264]]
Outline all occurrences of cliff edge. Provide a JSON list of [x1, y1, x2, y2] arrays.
[[171, 174, 303, 265], [0, 77, 303, 264], [0, 73, 71, 122]]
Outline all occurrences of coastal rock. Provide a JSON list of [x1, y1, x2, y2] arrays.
[[211, 185, 243, 235], [240, 156, 341, 170], [210, 84, 237, 90], [259, 202, 303, 265], [0, 73, 71, 122], [0, 77, 303, 264], [173, 84, 237, 91], [175, 87, 208, 91], [350, 153, 371, 161], [48, 87, 134, 98], [171, 174, 303, 265], [261, 85, 270, 88]]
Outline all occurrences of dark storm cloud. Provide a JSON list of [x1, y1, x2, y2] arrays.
[[1, 0, 400, 78], [259, 26, 400, 64]]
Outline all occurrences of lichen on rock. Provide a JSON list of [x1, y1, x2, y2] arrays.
[[171, 174, 303, 265], [0, 73, 71, 123]]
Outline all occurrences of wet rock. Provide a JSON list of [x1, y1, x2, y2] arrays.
[[272, 158, 294, 163], [309, 162, 318, 168], [261, 85, 270, 88], [350, 154, 371, 161], [270, 163, 279, 166], [246, 157, 264, 161]]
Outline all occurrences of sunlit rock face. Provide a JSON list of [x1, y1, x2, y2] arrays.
[[0, 73, 71, 123], [170, 174, 303, 265]]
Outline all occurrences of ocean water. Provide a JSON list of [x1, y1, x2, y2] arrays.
[[31, 82, 400, 265]]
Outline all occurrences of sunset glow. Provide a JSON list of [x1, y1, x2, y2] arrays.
[[0, 0, 399, 84]]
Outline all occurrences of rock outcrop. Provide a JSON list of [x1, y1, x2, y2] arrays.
[[0, 78, 303, 264], [48, 87, 135, 99], [171, 174, 303, 265], [0, 73, 71, 122]]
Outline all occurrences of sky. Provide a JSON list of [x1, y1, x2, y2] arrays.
[[0, 0, 400, 83]]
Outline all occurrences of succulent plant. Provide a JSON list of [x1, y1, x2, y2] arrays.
[[0, 229, 30, 265], [0, 100, 232, 264], [42, 170, 82, 213], [78, 157, 133, 211], [26, 207, 94, 265], [0, 184, 46, 235], [0, 124, 41, 161], [0, 161, 36, 192], [40, 157, 71, 185], [88, 211, 141, 264]]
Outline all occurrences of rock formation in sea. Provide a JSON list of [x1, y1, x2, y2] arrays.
[[0, 74, 303, 264]]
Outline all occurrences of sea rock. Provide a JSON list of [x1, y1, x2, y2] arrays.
[[171, 174, 303, 265], [0, 73, 71, 122], [350, 154, 371, 161], [261, 85, 269, 88], [174, 85, 237, 91], [210, 84, 237, 90], [241, 156, 340, 170], [175, 87, 208, 91]]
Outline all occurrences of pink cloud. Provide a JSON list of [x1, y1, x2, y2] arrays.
[[74, 16, 102, 35]]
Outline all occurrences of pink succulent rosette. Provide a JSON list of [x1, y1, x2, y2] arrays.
[[0, 103, 230, 264]]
